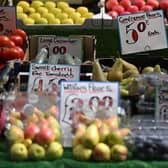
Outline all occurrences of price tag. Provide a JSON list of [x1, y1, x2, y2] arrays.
[[0, 7, 16, 35], [118, 10, 168, 55], [59, 81, 119, 147], [27, 63, 80, 94], [156, 74, 168, 121], [38, 36, 83, 64]]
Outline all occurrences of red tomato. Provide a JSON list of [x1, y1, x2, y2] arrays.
[[12, 28, 27, 42], [0, 35, 15, 47], [0, 46, 24, 61], [9, 35, 24, 46]]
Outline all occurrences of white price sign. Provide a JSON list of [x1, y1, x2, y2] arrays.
[[59, 81, 119, 147], [0, 7, 16, 35], [38, 36, 83, 64], [118, 10, 168, 55]]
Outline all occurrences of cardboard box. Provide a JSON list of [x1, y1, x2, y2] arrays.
[[29, 35, 96, 63]]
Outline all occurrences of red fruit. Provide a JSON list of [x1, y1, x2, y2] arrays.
[[120, 11, 131, 15], [108, 10, 119, 19], [141, 5, 153, 11], [160, 0, 168, 11], [35, 127, 56, 145], [146, 0, 159, 9], [105, 0, 119, 11], [120, 0, 132, 10], [9, 35, 24, 46], [0, 35, 15, 47], [14, 46, 25, 60], [24, 123, 40, 140], [127, 5, 139, 13], [12, 28, 27, 42], [112, 5, 125, 15], [132, 0, 146, 9]]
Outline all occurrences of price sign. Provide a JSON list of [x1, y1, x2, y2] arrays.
[[27, 63, 80, 94], [0, 7, 16, 35], [59, 81, 119, 147], [38, 36, 83, 64], [118, 10, 167, 55]]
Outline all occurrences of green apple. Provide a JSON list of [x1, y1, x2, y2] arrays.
[[44, 1, 56, 9], [23, 17, 35, 25], [30, 0, 44, 9], [76, 6, 88, 16], [29, 12, 41, 21], [10, 143, 28, 161], [37, 6, 49, 15], [75, 17, 85, 25], [28, 143, 46, 160], [35, 17, 48, 24], [52, 127, 61, 141], [16, 6, 23, 13], [61, 18, 74, 24], [50, 7, 62, 16], [48, 18, 60, 24], [57, 1, 69, 10], [46, 141, 63, 160], [17, 12, 28, 20]]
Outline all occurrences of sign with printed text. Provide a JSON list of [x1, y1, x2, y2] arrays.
[[28, 63, 80, 94], [118, 10, 167, 55], [0, 7, 16, 35], [156, 74, 168, 121], [59, 81, 119, 147], [38, 36, 83, 64]]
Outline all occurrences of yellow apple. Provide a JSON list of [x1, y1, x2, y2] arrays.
[[29, 12, 41, 21], [23, 6, 36, 14], [61, 18, 74, 24], [56, 12, 68, 21], [48, 18, 61, 24], [69, 12, 81, 22], [44, 1, 56, 9], [76, 6, 88, 16], [42, 12, 55, 22], [83, 12, 94, 18], [17, 12, 28, 20], [50, 7, 62, 16], [63, 7, 76, 15], [75, 17, 85, 24], [16, 6, 23, 13], [37, 6, 49, 15], [17, 1, 30, 8], [31, 0, 44, 9], [35, 17, 48, 24], [23, 17, 35, 25], [57, 1, 69, 10]]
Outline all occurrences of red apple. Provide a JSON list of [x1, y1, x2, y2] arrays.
[[146, 0, 159, 9], [24, 123, 40, 140], [127, 5, 139, 13], [120, 11, 131, 15], [105, 0, 119, 11], [35, 127, 56, 145], [160, 0, 168, 11], [112, 5, 125, 15], [108, 10, 119, 19], [141, 5, 153, 11], [120, 0, 132, 10], [132, 0, 146, 9]]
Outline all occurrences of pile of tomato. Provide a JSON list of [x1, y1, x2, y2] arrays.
[[0, 28, 27, 62]]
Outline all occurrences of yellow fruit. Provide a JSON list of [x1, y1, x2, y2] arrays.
[[17, 13, 28, 20], [76, 6, 88, 16], [29, 12, 41, 21], [16, 6, 23, 13], [75, 17, 85, 24], [17, 1, 30, 8], [69, 12, 81, 22], [61, 18, 74, 24], [37, 7, 49, 15], [44, 1, 56, 9], [50, 7, 62, 16], [35, 17, 48, 24], [23, 17, 35, 25], [83, 12, 94, 18], [48, 18, 60, 24], [63, 7, 76, 15], [31, 0, 44, 9], [23, 6, 36, 14], [57, 1, 69, 10], [56, 12, 68, 21]]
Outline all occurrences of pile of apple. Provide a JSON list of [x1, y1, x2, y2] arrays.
[[71, 112, 130, 161], [5, 105, 63, 161], [106, 0, 168, 23], [16, 0, 94, 25], [0, 28, 27, 62]]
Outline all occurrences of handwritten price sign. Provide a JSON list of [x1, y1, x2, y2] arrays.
[[118, 10, 168, 55]]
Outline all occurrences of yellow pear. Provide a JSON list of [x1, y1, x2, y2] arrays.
[[120, 58, 138, 72]]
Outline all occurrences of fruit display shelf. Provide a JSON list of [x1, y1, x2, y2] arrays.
[[17, 19, 168, 59]]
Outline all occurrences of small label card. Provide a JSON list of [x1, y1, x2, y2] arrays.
[[59, 81, 119, 147], [118, 10, 167, 55], [28, 63, 80, 94]]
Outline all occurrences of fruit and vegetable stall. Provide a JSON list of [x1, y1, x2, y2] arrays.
[[1, 0, 168, 167]]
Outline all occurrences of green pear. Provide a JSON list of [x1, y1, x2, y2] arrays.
[[107, 58, 123, 81], [73, 144, 92, 161], [98, 123, 110, 142], [92, 59, 107, 81], [10, 143, 28, 161], [82, 124, 99, 148], [92, 142, 111, 161], [28, 143, 46, 160], [46, 141, 63, 160], [142, 66, 154, 74], [153, 64, 161, 73], [111, 144, 128, 161], [120, 58, 138, 72]]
